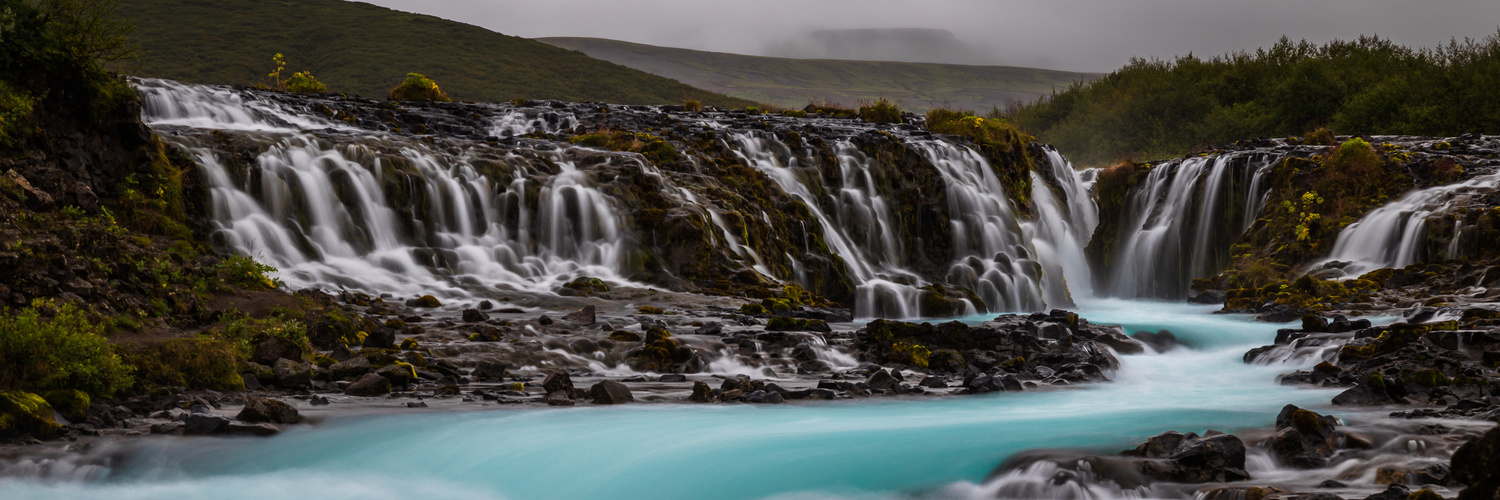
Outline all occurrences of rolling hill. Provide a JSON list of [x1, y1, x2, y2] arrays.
[[539, 37, 1101, 112], [114, 0, 755, 107]]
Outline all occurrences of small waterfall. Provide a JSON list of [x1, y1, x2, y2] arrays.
[[1313, 171, 1500, 278], [141, 79, 633, 299], [1104, 153, 1280, 299]]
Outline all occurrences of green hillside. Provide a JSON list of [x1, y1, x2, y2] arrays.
[[115, 0, 755, 107], [539, 37, 1100, 112]]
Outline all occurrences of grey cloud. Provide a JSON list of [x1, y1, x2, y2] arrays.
[[359, 0, 1500, 72]]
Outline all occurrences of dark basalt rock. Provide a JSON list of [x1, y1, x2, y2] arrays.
[[1267, 404, 1340, 469], [589, 380, 634, 405], [345, 373, 392, 396], [1451, 424, 1500, 500], [543, 372, 576, 396], [235, 396, 300, 424]]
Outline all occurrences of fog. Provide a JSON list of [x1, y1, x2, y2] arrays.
[[360, 0, 1500, 72]]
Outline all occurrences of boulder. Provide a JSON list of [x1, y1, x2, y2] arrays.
[[462, 308, 489, 322], [689, 381, 714, 402], [545, 391, 575, 406], [1268, 405, 1340, 469], [0, 391, 61, 439], [543, 372, 575, 395], [866, 369, 898, 391], [273, 358, 313, 388], [590, 380, 635, 405], [562, 305, 596, 325], [1451, 425, 1500, 500], [329, 355, 372, 379], [376, 363, 417, 387], [1362, 484, 1411, 500], [183, 413, 231, 435], [345, 373, 392, 396], [227, 422, 281, 436], [251, 337, 305, 365], [472, 361, 507, 381], [236, 396, 300, 424], [693, 322, 723, 335]]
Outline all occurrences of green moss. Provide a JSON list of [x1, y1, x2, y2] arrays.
[[399, 338, 419, 350], [1406, 489, 1442, 500], [890, 341, 930, 367], [739, 303, 767, 315], [608, 330, 642, 342], [0, 391, 60, 438], [637, 305, 665, 315], [765, 316, 828, 331], [413, 295, 441, 308], [1403, 369, 1452, 387], [42, 389, 89, 419]]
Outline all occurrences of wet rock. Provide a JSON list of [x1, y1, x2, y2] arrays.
[[227, 422, 280, 436], [376, 363, 417, 387], [689, 381, 714, 402], [236, 396, 300, 424], [1361, 484, 1411, 500], [693, 322, 723, 335], [866, 369, 898, 391], [309, 395, 330, 405], [406, 401, 428, 408], [273, 358, 313, 388], [462, 308, 490, 322], [546, 391, 575, 406], [329, 355, 372, 379], [1268, 404, 1341, 469], [0, 391, 61, 439], [472, 361, 508, 381], [411, 295, 441, 308], [345, 373, 392, 396], [1132, 330, 1181, 352], [1188, 290, 1226, 305], [183, 413, 231, 435], [1452, 424, 1500, 500], [590, 380, 634, 405], [150, 421, 184, 434], [561, 305, 595, 325], [659, 374, 687, 383], [1140, 434, 1250, 483], [543, 372, 575, 396], [919, 376, 947, 388]]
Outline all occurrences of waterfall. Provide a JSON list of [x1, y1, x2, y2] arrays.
[[140, 79, 632, 299], [1104, 152, 1280, 299], [139, 78, 1105, 318], [1313, 171, 1500, 278]]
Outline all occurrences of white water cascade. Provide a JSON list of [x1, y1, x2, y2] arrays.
[[1105, 152, 1282, 298], [1313, 170, 1500, 278], [140, 79, 633, 299]]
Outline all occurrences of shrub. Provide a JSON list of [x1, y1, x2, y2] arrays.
[[216, 254, 281, 290], [682, 99, 702, 112], [123, 337, 243, 391], [284, 71, 326, 93], [388, 72, 451, 102], [216, 309, 310, 357], [858, 99, 903, 124], [0, 300, 134, 397], [0, 81, 35, 148], [1302, 127, 1336, 145]]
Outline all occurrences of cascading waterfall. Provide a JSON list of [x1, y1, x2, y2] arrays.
[[1312, 171, 1500, 278], [1105, 152, 1281, 299], [140, 79, 632, 299]]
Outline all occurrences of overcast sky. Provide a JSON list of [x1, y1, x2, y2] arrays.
[[362, 0, 1500, 73]]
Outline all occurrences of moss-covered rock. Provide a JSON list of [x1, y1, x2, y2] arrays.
[[41, 389, 90, 420], [0, 391, 61, 438]]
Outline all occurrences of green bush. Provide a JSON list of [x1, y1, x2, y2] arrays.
[[123, 337, 243, 391], [0, 81, 35, 148], [0, 301, 134, 397], [858, 99, 903, 124], [388, 72, 451, 102], [216, 254, 281, 290], [1009, 33, 1500, 165], [216, 308, 310, 357], [284, 71, 326, 93]]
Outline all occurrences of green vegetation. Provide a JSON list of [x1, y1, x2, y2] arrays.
[[388, 73, 449, 102], [570, 129, 679, 164], [116, 0, 752, 107], [123, 337, 243, 391], [857, 99, 903, 124], [540, 37, 1097, 112], [1009, 34, 1500, 165], [0, 301, 134, 397]]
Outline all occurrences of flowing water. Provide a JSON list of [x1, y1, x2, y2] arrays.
[[12, 80, 1472, 500], [1, 302, 1341, 500], [1314, 171, 1500, 278]]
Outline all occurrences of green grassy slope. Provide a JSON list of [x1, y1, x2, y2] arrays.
[[115, 0, 755, 107], [539, 37, 1099, 112]]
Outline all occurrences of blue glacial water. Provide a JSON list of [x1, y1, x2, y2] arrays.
[[3, 301, 1347, 500]]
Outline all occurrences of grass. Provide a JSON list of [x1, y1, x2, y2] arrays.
[[539, 37, 1098, 113], [115, 0, 754, 107], [0, 301, 134, 398]]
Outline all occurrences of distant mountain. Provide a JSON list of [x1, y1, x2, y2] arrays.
[[539, 37, 1101, 112], [763, 28, 992, 65], [115, 0, 755, 107]]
